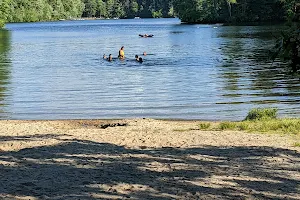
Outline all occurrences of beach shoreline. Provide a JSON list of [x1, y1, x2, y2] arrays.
[[1, 118, 299, 199]]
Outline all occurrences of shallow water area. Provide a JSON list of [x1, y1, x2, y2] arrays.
[[0, 18, 299, 120]]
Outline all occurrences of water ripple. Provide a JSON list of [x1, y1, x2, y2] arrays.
[[0, 19, 299, 120]]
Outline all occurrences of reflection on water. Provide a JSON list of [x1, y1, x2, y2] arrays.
[[217, 26, 300, 119], [0, 30, 11, 118], [2, 19, 300, 120]]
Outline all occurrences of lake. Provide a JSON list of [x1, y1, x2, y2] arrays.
[[0, 18, 299, 120]]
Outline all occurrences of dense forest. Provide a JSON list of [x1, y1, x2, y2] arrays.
[[173, 0, 300, 23], [1, 0, 299, 26], [0, 0, 173, 27]]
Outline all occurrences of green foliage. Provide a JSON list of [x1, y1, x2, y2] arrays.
[[216, 118, 300, 134], [83, 0, 98, 17], [152, 9, 163, 18], [173, 0, 211, 23], [245, 108, 278, 121], [173, 0, 294, 23], [0, 20, 5, 28], [294, 142, 300, 147], [0, 30, 11, 98], [219, 121, 237, 130], [0, 0, 12, 27], [272, 24, 300, 72], [0, 0, 297, 24], [280, 0, 300, 21], [195, 108, 299, 134], [112, 1, 125, 18], [0, 0, 174, 24], [270, 1, 300, 73], [236, 123, 249, 131], [97, 0, 107, 18], [168, 6, 174, 17], [199, 122, 211, 130], [3, 0, 84, 22], [131, 1, 139, 13]]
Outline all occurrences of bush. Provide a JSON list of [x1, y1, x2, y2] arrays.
[[245, 108, 278, 121]]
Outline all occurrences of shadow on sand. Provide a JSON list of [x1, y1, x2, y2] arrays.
[[0, 134, 299, 199]]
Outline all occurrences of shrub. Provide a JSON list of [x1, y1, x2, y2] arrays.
[[245, 108, 278, 121]]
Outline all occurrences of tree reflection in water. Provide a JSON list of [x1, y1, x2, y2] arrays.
[[0, 29, 11, 118]]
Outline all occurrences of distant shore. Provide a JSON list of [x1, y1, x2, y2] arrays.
[[1, 119, 299, 199]]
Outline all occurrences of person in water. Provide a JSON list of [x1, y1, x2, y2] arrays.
[[107, 54, 113, 61], [143, 52, 147, 56], [103, 54, 107, 59], [135, 55, 139, 61], [138, 57, 143, 63], [139, 34, 153, 38], [118, 46, 125, 59]]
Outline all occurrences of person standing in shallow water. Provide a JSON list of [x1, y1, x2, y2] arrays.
[[118, 46, 125, 59]]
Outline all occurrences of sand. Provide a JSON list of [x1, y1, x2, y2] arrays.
[[0, 119, 299, 200]]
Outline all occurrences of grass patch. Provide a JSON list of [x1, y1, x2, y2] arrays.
[[216, 118, 300, 134], [198, 108, 300, 134], [199, 122, 211, 130], [219, 121, 237, 130], [294, 143, 300, 147]]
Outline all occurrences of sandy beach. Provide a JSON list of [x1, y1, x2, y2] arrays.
[[0, 119, 299, 199]]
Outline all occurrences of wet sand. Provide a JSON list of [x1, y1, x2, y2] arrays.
[[0, 119, 299, 199]]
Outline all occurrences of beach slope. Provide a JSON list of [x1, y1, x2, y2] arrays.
[[0, 119, 299, 199]]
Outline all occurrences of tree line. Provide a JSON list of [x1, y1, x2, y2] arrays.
[[1, 0, 299, 27], [0, 0, 173, 27], [82, 0, 173, 19], [173, 0, 300, 24]]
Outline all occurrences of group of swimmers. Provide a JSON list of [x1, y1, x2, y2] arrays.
[[103, 46, 146, 63]]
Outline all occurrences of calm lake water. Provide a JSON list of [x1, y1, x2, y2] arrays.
[[0, 18, 299, 120]]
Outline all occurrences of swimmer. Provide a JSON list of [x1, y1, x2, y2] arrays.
[[107, 54, 113, 61], [135, 55, 139, 61], [103, 54, 107, 59], [118, 46, 125, 59], [138, 57, 143, 63]]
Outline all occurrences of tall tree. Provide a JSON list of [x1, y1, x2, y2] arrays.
[[0, 0, 12, 27], [225, 0, 236, 18], [96, 0, 107, 18], [82, 0, 98, 17]]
